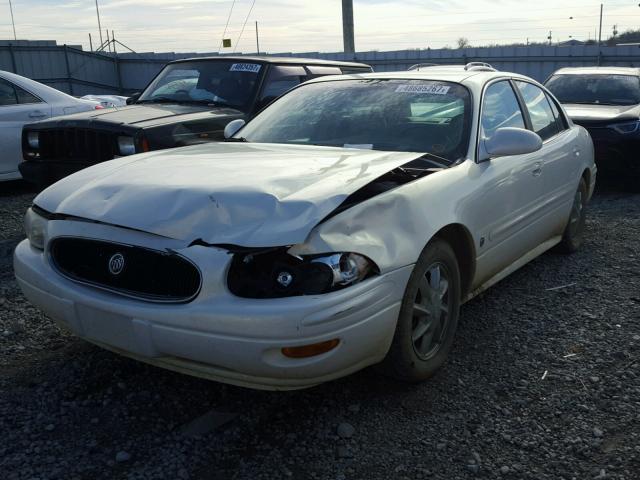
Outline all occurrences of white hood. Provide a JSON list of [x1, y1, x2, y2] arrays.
[[35, 143, 422, 246]]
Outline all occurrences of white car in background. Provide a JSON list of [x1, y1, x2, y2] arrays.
[[15, 69, 595, 390], [0, 70, 103, 181]]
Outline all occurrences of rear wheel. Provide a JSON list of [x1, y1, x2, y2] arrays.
[[557, 177, 587, 253], [381, 239, 461, 382]]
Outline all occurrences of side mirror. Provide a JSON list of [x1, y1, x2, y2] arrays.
[[481, 127, 542, 161], [224, 118, 246, 139], [126, 92, 141, 105]]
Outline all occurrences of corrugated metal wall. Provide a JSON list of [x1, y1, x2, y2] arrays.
[[1, 41, 639, 95]]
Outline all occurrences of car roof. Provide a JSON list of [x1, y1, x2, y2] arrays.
[[168, 56, 371, 69], [552, 66, 640, 76], [303, 69, 538, 86]]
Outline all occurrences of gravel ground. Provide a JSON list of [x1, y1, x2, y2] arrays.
[[1, 180, 639, 480]]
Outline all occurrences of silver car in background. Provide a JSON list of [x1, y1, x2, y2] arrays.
[[0, 70, 102, 181]]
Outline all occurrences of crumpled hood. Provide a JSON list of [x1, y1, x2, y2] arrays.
[[563, 103, 640, 122], [35, 143, 422, 246]]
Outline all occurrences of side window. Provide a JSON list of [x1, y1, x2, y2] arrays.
[[481, 80, 525, 138], [259, 65, 306, 102], [15, 85, 41, 104], [0, 78, 18, 106], [515, 81, 561, 141], [545, 92, 567, 132]]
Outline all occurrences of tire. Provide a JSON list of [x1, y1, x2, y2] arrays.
[[556, 177, 588, 254], [380, 239, 461, 383]]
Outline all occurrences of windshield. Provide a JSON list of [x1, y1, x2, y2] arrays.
[[237, 79, 471, 162], [138, 60, 264, 110], [545, 74, 640, 106]]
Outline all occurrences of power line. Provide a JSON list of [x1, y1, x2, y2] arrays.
[[218, 0, 236, 52]]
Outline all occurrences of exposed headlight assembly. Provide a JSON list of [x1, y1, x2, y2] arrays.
[[24, 207, 48, 250], [609, 120, 640, 135], [117, 136, 136, 156], [227, 248, 377, 298]]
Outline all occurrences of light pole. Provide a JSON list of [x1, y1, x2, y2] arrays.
[[598, 3, 603, 46], [342, 0, 355, 54], [8, 0, 17, 40]]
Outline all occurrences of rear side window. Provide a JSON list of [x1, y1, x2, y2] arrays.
[[481, 80, 525, 138], [0, 78, 18, 106], [545, 93, 567, 131], [515, 81, 561, 141], [15, 85, 41, 104]]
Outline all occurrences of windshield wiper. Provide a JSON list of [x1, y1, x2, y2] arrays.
[[225, 137, 248, 142], [136, 96, 180, 104]]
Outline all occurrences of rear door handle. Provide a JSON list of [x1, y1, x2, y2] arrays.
[[532, 162, 543, 177]]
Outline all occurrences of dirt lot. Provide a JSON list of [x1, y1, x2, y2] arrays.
[[1, 180, 639, 480]]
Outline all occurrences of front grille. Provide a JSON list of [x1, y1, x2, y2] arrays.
[[49, 238, 201, 303], [38, 128, 117, 163]]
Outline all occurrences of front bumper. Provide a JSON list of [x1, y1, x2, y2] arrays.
[[14, 230, 412, 390]]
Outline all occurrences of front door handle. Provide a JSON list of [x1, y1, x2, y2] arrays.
[[28, 111, 46, 119], [532, 162, 543, 177]]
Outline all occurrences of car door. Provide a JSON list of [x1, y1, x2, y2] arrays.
[[0, 77, 51, 177], [514, 81, 579, 237], [468, 79, 548, 283]]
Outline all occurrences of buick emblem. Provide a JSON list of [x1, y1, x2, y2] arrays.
[[108, 253, 125, 275]]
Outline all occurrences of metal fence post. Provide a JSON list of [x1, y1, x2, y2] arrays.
[[8, 43, 18, 73], [63, 44, 74, 95], [114, 56, 123, 94]]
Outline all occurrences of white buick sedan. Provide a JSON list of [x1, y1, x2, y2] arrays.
[[14, 68, 595, 390]]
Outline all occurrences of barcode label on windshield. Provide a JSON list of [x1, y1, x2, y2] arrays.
[[395, 84, 450, 94], [230, 63, 262, 73]]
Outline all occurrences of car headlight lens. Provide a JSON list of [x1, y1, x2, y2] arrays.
[[227, 248, 376, 298], [609, 120, 640, 134], [117, 136, 136, 155], [27, 131, 39, 149], [24, 208, 47, 250]]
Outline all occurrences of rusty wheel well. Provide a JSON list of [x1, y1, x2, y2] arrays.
[[432, 224, 476, 298]]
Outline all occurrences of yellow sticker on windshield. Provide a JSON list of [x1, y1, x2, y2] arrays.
[[395, 84, 450, 94]]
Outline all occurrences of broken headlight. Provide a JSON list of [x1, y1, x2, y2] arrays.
[[24, 207, 47, 250], [227, 249, 376, 298]]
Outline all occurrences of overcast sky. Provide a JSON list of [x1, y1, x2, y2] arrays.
[[2, 0, 640, 54]]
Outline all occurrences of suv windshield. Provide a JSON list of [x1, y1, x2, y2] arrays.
[[238, 79, 471, 162], [138, 60, 264, 111], [545, 74, 640, 106]]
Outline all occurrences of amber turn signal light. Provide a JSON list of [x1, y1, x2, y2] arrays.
[[282, 339, 340, 358]]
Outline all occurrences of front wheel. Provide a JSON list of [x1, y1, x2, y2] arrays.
[[381, 239, 461, 382], [556, 177, 588, 253]]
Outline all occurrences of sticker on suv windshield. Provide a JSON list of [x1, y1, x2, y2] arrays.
[[395, 84, 450, 94], [230, 63, 262, 73]]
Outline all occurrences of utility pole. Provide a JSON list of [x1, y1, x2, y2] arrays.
[[95, 0, 103, 47], [255, 21, 260, 54], [8, 0, 17, 40], [598, 3, 603, 46], [547, 30, 552, 45], [89, 33, 93, 52], [342, 0, 355, 54]]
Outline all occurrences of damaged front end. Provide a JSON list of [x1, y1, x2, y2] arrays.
[[227, 247, 377, 298]]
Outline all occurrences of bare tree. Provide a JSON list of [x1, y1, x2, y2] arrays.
[[457, 37, 470, 49]]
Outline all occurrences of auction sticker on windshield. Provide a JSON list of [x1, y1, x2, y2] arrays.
[[395, 84, 451, 94], [230, 63, 262, 73]]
